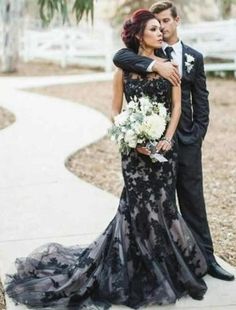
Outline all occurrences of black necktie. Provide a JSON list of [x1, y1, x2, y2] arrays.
[[165, 46, 174, 60]]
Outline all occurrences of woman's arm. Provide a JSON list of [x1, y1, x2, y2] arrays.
[[157, 85, 181, 152], [111, 68, 124, 122]]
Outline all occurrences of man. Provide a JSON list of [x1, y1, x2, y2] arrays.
[[113, 0, 234, 281]]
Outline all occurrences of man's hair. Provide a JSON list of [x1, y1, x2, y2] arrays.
[[150, 1, 178, 18]]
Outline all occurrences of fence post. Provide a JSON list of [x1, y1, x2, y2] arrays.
[[104, 27, 113, 72], [61, 25, 68, 68], [234, 56, 236, 78]]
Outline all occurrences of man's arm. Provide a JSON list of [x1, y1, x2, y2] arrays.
[[113, 48, 153, 73], [113, 48, 180, 86], [191, 54, 209, 139]]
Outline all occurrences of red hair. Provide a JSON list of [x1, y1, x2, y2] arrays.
[[121, 9, 157, 53]]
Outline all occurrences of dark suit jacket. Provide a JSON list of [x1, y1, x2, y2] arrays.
[[113, 42, 209, 145]]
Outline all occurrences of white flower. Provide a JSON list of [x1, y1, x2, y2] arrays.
[[140, 114, 166, 140], [186, 53, 194, 63], [185, 53, 195, 73], [117, 133, 124, 142], [114, 110, 129, 126], [124, 129, 137, 148], [130, 120, 141, 133], [139, 96, 150, 106], [129, 113, 137, 123], [139, 96, 152, 114], [157, 103, 167, 118], [127, 100, 138, 110]]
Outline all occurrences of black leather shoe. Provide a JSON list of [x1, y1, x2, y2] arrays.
[[208, 262, 235, 281], [189, 292, 204, 300]]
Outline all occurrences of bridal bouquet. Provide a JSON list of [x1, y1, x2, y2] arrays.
[[109, 96, 170, 162]]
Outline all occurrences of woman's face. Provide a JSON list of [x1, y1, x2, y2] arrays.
[[140, 18, 163, 49]]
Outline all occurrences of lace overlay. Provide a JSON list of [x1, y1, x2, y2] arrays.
[[5, 72, 208, 309]]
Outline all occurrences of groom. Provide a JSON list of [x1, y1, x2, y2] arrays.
[[113, 0, 234, 281]]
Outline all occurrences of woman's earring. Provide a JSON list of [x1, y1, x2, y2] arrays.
[[139, 39, 144, 49]]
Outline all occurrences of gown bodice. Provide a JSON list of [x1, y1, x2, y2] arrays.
[[123, 71, 172, 113]]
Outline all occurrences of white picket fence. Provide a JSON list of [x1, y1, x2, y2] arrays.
[[0, 19, 236, 74], [20, 22, 114, 72], [17, 18, 236, 75], [179, 19, 236, 75]]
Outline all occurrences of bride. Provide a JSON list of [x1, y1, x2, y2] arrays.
[[5, 9, 207, 309]]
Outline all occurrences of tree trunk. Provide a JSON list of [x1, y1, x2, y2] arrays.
[[222, 0, 232, 18], [216, 0, 232, 19], [0, 0, 24, 73]]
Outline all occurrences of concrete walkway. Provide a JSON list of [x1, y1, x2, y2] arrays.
[[0, 73, 235, 310]]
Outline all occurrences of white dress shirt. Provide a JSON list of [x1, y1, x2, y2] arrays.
[[147, 40, 183, 77]]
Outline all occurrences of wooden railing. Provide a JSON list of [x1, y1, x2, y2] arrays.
[[179, 19, 236, 76], [0, 19, 235, 75], [20, 22, 114, 72]]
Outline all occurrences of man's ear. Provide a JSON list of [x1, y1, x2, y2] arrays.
[[175, 16, 180, 25]]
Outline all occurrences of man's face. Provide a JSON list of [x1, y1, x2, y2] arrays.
[[154, 8, 179, 42]]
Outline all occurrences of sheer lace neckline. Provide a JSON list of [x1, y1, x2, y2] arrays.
[[124, 71, 162, 82]]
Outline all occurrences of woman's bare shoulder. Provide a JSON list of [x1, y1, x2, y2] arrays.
[[113, 68, 124, 85], [114, 68, 124, 78]]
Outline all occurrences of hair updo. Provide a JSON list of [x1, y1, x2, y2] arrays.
[[121, 9, 157, 53]]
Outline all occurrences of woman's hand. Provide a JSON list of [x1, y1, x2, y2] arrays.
[[136, 146, 151, 156], [156, 138, 172, 153]]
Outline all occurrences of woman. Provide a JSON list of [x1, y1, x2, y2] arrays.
[[6, 10, 207, 309]]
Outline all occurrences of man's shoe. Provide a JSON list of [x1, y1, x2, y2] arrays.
[[208, 262, 235, 281]]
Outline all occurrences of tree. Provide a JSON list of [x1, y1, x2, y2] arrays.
[[38, 0, 95, 25], [111, 0, 154, 25], [217, 0, 236, 19], [0, 0, 25, 72], [0, 0, 95, 73], [111, 0, 198, 25], [112, 0, 236, 25]]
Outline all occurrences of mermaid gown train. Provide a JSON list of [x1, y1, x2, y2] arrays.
[[5, 72, 208, 309]]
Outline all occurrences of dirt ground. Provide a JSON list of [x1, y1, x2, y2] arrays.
[[0, 107, 15, 130], [0, 61, 102, 77], [0, 71, 235, 308]]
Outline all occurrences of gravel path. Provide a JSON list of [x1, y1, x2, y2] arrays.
[[0, 62, 99, 310], [32, 78, 236, 267]]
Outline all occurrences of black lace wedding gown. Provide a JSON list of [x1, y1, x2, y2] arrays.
[[5, 72, 208, 309]]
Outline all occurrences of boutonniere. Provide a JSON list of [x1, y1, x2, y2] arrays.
[[185, 53, 195, 73]]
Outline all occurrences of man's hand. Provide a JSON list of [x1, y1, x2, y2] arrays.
[[153, 61, 180, 86]]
